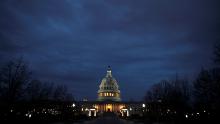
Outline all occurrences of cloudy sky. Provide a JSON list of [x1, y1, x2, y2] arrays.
[[0, 0, 220, 101]]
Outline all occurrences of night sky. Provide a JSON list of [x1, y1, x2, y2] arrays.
[[0, 0, 220, 101]]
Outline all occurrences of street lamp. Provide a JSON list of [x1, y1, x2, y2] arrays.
[[72, 103, 76, 107], [142, 103, 146, 108]]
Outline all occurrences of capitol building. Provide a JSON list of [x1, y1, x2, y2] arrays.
[[79, 66, 143, 116]]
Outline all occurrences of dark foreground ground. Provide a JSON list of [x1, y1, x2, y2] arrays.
[[50, 112, 143, 124], [1, 111, 215, 124], [75, 112, 142, 124], [50, 113, 212, 124]]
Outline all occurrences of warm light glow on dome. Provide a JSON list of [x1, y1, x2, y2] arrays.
[[97, 66, 121, 101]]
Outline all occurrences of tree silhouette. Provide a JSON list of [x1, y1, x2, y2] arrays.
[[193, 68, 220, 113], [38, 82, 54, 101], [145, 76, 191, 122], [26, 80, 74, 102], [26, 79, 44, 101], [0, 58, 31, 103], [53, 85, 66, 101]]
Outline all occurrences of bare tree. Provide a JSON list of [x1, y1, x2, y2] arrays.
[[26, 79, 42, 101], [194, 68, 220, 112], [38, 82, 54, 101], [0, 58, 31, 102], [145, 76, 191, 115], [193, 68, 211, 109], [53, 85, 68, 101], [169, 76, 191, 112], [26, 80, 74, 102]]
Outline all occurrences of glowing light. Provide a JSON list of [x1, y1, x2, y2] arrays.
[[129, 108, 132, 111], [72, 103, 76, 107], [197, 112, 200, 115], [107, 104, 112, 111], [88, 111, 91, 116], [142, 104, 146, 108], [119, 105, 124, 109], [28, 114, 32, 118], [185, 114, 188, 118], [122, 108, 128, 111]]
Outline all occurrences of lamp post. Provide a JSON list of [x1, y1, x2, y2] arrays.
[[142, 103, 146, 117], [72, 103, 76, 108]]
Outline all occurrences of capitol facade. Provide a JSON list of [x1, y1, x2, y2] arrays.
[[79, 66, 143, 117]]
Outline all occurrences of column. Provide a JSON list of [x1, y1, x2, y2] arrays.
[[94, 111, 96, 117], [89, 110, 91, 117]]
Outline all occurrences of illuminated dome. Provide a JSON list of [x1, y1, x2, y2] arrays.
[[97, 66, 121, 101]]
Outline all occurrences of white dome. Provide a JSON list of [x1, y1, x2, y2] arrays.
[[97, 66, 121, 101]]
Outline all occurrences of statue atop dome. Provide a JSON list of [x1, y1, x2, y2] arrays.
[[106, 66, 112, 77]]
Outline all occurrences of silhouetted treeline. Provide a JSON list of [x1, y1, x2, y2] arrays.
[[144, 76, 191, 122], [26, 80, 74, 102], [193, 43, 220, 121], [142, 43, 220, 123], [0, 58, 31, 103], [0, 58, 74, 103], [0, 58, 77, 122], [194, 67, 220, 116]]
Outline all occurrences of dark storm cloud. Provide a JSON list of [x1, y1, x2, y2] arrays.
[[0, 0, 220, 100]]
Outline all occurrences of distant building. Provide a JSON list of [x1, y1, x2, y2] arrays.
[[79, 66, 143, 117]]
